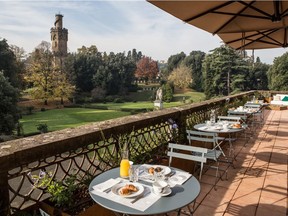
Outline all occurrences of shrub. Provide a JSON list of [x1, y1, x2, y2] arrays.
[[36, 123, 48, 133], [40, 107, 46, 112], [113, 98, 124, 103], [91, 87, 106, 102], [26, 106, 35, 115], [105, 95, 114, 102]]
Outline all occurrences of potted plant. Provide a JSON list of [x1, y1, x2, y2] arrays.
[[29, 170, 93, 216]]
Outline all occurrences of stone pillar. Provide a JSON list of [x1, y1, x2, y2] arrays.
[[154, 100, 163, 110]]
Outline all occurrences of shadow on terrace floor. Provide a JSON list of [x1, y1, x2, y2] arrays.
[[158, 109, 287, 216]]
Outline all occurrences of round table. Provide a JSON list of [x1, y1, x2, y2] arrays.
[[194, 123, 243, 134], [89, 167, 200, 216], [194, 123, 244, 162]]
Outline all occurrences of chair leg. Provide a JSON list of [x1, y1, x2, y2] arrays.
[[214, 162, 219, 190], [199, 163, 204, 181], [176, 205, 194, 216]]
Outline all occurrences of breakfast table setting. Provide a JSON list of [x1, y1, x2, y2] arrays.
[[89, 164, 200, 215]]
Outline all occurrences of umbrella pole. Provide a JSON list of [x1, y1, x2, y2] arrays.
[[241, 32, 246, 58]]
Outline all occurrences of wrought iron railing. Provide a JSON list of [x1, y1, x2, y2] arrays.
[[1, 90, 272, 215]]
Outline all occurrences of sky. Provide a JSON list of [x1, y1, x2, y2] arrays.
[[1, 0, 287, 64]]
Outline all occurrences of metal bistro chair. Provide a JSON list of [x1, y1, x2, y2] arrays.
[[186, 130, 227, 187], [244, 103, 264, 126], [167, 143, 208, 180], [167, 143, 207, 216]]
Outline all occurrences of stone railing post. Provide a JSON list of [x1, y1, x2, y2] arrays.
[[0, 171, 10, 215], [175, 109, 187, 144]]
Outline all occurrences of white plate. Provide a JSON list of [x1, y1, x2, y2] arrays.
[[111, 182, 144, 198], [144, 165, 171, 175], [152, 187, 172, 197]]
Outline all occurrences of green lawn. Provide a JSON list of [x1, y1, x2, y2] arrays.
[[20, 108, 130, 135], [95, 90, 205, 109], [20, 90, 205, 135]]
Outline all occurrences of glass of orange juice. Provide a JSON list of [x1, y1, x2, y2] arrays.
[[120, 150, 130, 178]]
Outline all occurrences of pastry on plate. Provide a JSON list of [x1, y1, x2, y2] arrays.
[[155, 167, 163, 172], [232, 123, 241, 128], [119, 184, 139, 196], [148, 167, 155, 174], [125, 184, 138, 192], [119, 187, 131, 196], [148, 166, 163, 174]]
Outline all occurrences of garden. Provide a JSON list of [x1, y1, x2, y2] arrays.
[[18, 89, 205, 136]]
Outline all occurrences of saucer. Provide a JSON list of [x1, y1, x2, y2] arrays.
[[152, 187, 172, 197]]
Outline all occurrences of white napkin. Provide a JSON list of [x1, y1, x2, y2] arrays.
[[92, 178, 121, 192], [168, 170, 192, 187]]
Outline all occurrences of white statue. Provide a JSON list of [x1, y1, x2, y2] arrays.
[[156, 87, 163, 101]]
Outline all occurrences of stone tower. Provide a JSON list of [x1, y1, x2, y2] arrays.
[[50, 14, 68, 68]]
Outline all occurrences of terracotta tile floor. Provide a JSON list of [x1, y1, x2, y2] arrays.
[[161, 109, 288, 216]]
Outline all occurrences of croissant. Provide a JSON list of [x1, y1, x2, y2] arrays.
[[148, 167, 155, 174], [233, 123, 241, 128], [125, 184, 138, 192], [155, 167, 163, 172], [119, 187, 131, 196]]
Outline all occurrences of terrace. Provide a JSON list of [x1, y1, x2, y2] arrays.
[[0, 90, 287, 215]]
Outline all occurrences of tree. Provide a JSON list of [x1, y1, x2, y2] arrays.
[[77, 45, 98, 55], [127, 48, 142, 63], [183, 51, 206, 91], [0, 39, 22, 88], [93, 52, 136, 95], [268, 52, 288, 90], [53, 69, 75, 104], [135, 56, 159, 83], [162, 83, 174, 102], [25, 41, 74, 105], [168, 64, 192, 89], [166, 52, 186, 72], [0, 72, 19, 135], [202, 45, 250, 98], [249, 58, 270, 90], [67, 50, 103, 93]]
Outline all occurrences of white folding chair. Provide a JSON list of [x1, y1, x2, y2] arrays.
[[167, 143, 208, 180], [244, 103, 264, 125], [167, 143, 208, 215], [217, 115, 243, 124], [186, 130, 227, 186]]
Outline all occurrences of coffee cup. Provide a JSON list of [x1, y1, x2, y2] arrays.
[[223, 123, 229, 130], [152, 180, 169, 194]]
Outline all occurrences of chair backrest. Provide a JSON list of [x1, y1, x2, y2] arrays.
[[218, 115, 243, 123], [186, 129, 217, 146], [227, 110, 248, 119], [244, 103, 262, 108], [167, 143, 207, 167]]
